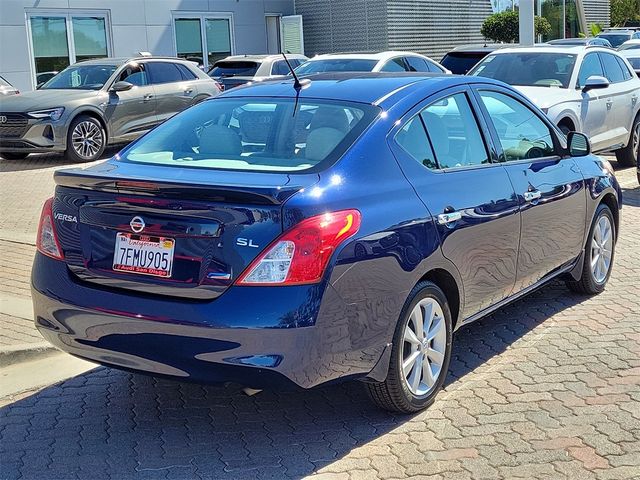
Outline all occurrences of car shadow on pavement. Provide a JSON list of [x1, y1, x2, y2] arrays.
[[0, 148, 120, 172], [0, 279, 590, 480], [621, 186, 639, 207]]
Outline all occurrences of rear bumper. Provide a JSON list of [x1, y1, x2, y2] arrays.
[[32, 253, 384, 389]]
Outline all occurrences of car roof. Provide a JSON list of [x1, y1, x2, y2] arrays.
[[216, 54, 307, 63], [306, 51, 428, 62], [488, 45, 611, 55], [217, 72, 502, 106], [74, 56, 195, 66], [445, 44, 516, 54]]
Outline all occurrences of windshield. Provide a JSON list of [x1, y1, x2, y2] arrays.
[[41, 64, 117, 90], [597, 34, 631, 47], [295, 59, 378, 75], [209, 61, 260, 77], [619, 43, 640, 51], [469, 53, 577, 88], [440, 52, 487, 74], [120, 97, 378, 172]]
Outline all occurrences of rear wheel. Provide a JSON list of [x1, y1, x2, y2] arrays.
[[614, 114, 639, 167], [1, 152, 29, 160], [366, 281, 452, 413], [65, 115, 106, 162], [566, 203, 616, 294]]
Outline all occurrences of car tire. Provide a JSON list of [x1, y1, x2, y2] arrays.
[[614, 114, 639, 167], [1, 152, 29, 160], [566, 203, 616, 295], [366, 281, 453, 413], [65, 115, 106, 163]]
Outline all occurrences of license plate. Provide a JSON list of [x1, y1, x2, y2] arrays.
[[113, 233, 175, 278]]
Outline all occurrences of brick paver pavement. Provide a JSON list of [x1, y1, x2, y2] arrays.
[[0, 155, 638, 479]]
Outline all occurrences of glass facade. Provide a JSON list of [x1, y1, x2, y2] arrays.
[[30, 17, 70, 77], [174, 16, 232, 69]]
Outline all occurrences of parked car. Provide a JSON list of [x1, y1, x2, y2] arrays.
[[0, 76, 19, 96], [440, 44, 515, 74], [620, 49, 640, 77], [208, 54, 308, 90], [295, 51, 450, 75], [32, 72, 621, 413], [0, 56, 221, 161], [618, 39, 640, 51], [469, 46, 640, 166], [547, 37, 612, 48], [597, 29, 640, 48]]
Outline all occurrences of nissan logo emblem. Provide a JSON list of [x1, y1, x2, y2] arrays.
[[0, 116, 7, 124], [130, 216, 145, 233]]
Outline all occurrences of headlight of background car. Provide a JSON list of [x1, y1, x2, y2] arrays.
[[27, 107, 65, 121]]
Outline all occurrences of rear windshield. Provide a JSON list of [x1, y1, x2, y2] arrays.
[[295, 59, 378, 74], [470, 53, 577, 88], [597, 34, 631, 47], [209, 61, 259, 77], [440, 53, 487, 74], [120, 97, 379, 172]]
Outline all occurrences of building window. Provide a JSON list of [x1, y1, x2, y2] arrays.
[[28, 11, 110, 86], [174, 14, 233, 70]]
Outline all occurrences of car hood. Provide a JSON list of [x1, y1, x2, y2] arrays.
[[0, 89, 101, 112], [513, 86, 574, 110]]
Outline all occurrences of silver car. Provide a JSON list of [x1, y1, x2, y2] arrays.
[[0, 76, 19, 96], [0, 56, 221, 161]]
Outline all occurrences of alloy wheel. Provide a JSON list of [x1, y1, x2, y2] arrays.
[[590, 215, 613, 284], [633, 120, 639, 160], [401, 297, 447, 396], [71, 121, 103, 160]]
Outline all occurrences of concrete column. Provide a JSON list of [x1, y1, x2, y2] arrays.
[[519, 0, 535, 46]]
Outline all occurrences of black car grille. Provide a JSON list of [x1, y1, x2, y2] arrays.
[[0, 113, 29, 138]]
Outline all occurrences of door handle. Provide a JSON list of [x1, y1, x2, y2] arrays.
[[183, 87, 194, 94], [523, 190, 542, 202], [437, 211, 462, 225], [606, 100, 613, 110], [143, 94, 154, 102], [632, 95, 638, 107]]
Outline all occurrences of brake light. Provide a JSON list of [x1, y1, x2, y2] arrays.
[[237, 209, 361, 285], [36, 197, 63, 260]]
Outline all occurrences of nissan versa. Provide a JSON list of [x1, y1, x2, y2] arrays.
[[0, 56, 221, 162], [32, 73, 621, 412]]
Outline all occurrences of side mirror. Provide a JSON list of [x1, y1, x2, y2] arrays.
[[567, 131, 591, 157], [582, 75, 610, 93], [109, 81, 133, 92]]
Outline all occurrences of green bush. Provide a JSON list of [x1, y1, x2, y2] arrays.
[[611, 0, 640, 27], [481, 10, 553, 43]]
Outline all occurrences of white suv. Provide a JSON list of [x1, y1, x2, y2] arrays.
[[469, 46, 640, 166]]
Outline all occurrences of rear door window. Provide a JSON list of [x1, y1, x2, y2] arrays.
[[147, 62, 184, 84], [120, 98, 378, 172], [176, 63, 197, 80], [405, 56, 435, 72], [615, 56, 634, 80], [599, 53, 626, 83], [380, 58, 408, 72], [271, 60, 290, 75]]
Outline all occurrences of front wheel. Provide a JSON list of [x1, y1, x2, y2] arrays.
[[614, 114, 639, 167], [65, 115, 106, 162], [566, 203, 616, 294], [366, 281, 452, 413]]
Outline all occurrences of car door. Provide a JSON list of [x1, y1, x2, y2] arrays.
[[103, 63, 158, 141], [146, 61, 197, 123], [575, 52, 611, 152], [599, 52, 638, 148], [391, 87, 520, 318], [474, 87, 587, 293]]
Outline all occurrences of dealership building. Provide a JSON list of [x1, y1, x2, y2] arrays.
[[0, 0, 610, 92]]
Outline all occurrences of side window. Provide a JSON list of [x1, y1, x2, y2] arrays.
[[380, 58, 407, 72], [421, 93, 489, 169], [147, 62, 183, 84], [395, 116, 439, 170], [577, 53, 604, 87], [271, 60, 290, 75], [479, 90, 556, 161], [600, 53, 626, 83], [176, 63, 197, 80], [118, 64, 148, 86], [405, 56, 432, 72], [615, 56, 634, 81]]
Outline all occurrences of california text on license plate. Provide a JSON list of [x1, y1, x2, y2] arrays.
[[113, 233, 175, 278]]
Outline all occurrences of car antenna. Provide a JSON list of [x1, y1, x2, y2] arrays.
[[282, 53, 309, 117]]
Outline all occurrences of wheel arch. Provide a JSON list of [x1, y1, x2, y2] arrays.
[[418, 268, 461, 329], [600, 192, 619, 242], [67, 109, 109, 146]]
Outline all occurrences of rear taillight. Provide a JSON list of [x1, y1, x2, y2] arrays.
[[237, 209, 361, 286], [36, 197, 63, 260]]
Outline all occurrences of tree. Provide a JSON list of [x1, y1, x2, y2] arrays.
[[611, 0, 640, 27], [481, 10, 553, 43]]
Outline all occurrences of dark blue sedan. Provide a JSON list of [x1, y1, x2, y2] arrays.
[[32, 73, 621, 412]]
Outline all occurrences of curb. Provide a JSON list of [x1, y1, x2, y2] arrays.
[[0, 342, 58, 368]]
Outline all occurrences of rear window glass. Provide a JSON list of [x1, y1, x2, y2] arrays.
[[209, 61, 259, 77], [440, 53, 487, 74], [120, 98, 379, 172]]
